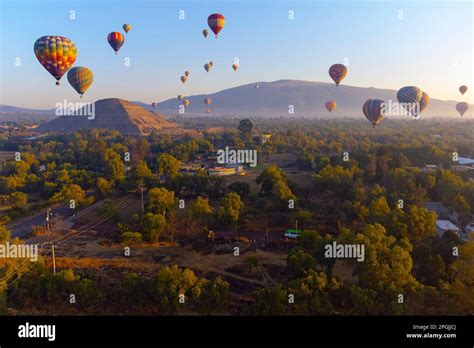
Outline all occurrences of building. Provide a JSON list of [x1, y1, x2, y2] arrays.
[[208, 167, 236, 176], [436, 220, 460, 237], [254, 134, 272, 144], [425, 202, 449, 219]]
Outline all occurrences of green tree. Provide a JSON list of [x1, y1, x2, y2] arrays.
[[217, 192, 244, 227]]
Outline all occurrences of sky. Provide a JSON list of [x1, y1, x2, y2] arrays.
[[0, 0, 473, 109]]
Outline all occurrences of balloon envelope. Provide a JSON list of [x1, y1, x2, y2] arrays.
[[204, 64, 211, 72], [325, 101, 336, 113], [418, 92, 430, 114], [183, 99, 190, 107], [459, 85, 468, 95], [180, 76, 187, 83], [456, 102, 469, 116], [202, 29, 209, 38], [232, 63, 239, 71], [329, 64, 348, 86], [363, 99, 385, 127], [178, 95, 183, 101], [185, 71, 190, 77], [34, 36, 77, 85], [204, 97, 211, 106], [208, 13, 225, 37], [107, 32, 125, 53], [123, 24, 131, 33], [67, 67, 93, 97], [397, 86, 422, 116]]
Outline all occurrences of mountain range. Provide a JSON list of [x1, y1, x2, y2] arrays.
[[1, 80, 471, 124]]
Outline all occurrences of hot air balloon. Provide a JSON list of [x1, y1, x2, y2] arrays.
[[185, 70, 190, 77], [418, 92, 430, 115], [456, 102, 469, 117], [255, 84, 260, 90], [204, 63, 211, 72], [459, 85, 468, 95], [123, 24, 131, 34], [325, 101, 336, 113], [202, 29, 209, 38], [178, 95, 183, 101], [204, 97, 211, 107], [209, 61, 214, 67], [329, 64, 348, 86], [67, 67, 93, 97], [207, 109, 211, 113], [107, 32, 125, 54], [183, 99, 190, 108], [232, 63, 239, 71], [208, 13, 225, 38], [34, 36, 77, 85], [152, 102, 157, 108], [397, 86, 422, 116], [181, 75, 187, 83], [363, 99, 386, 127]]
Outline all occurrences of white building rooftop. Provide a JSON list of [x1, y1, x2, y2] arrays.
[[436, 220, 460, 232]]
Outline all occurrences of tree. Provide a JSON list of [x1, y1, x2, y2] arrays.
[[187, 196, 213, 234], [0, 224, 10, 242], [156, 154, 180, 177], [217, 192, 244, 227], [96, 177, 113, 197], [9, 191, 28, 209], [141, 213, 167, 242], [148, 187, 175, 216], [228, 181, 250, 198], [237, 118, 253, 136]]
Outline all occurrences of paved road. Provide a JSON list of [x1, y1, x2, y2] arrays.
[[8, 206, 72, 239]]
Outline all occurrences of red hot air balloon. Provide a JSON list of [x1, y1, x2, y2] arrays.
[[107, 32, 125, 54], [208, 13, 225, 38], [459, 85, 468, 95], [325, 101, 336, 113], [232, 63, 239, 71], [329, 64, 348, 86], [418, 92, 430, 115]]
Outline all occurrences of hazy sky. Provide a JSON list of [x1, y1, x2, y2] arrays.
[[0, 0, 473, 108]]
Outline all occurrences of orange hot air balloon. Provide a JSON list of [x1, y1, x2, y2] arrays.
[[34, 36, 77, 85], [325, 101, 336, 113], [180, 75, 187, 83], [459, 85, 468, 95], [232, 63, 239, 71], [208, 13, 225, 38], [456, 102, 469, 117], [204, 97, 211, 107], [183, 99, 190, 107], [329, 64, 348, 86]]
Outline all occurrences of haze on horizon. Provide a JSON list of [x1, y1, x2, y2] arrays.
[[0, 0, 473, 109]]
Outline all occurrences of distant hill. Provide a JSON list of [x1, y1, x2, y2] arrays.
[[149, 80, 472, 118], [35, 98, 180, 135], [0, 105, 56, 123]]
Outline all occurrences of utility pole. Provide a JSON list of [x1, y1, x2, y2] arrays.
[[295, 220, 298, 232], [51, 242, 56, 276], [46, 208, 51, 232]]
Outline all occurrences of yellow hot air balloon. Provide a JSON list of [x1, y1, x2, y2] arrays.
[[123, 24, 131, 34], [67, 67, 93, 97], [178, 95, 183, 101], [325, 101, 336, 113], [183, 99, 190, 107]]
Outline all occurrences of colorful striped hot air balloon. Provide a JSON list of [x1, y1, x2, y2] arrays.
[[183, 99, 190, 108], [329, 64, 348, 86], [34, 36, 77, 85], [456, 102, 469, 117], [325, 101, 336, 113], [208, 13, 225, 38], [123, 24, 131, 34], [107, 32, 125, 54], [363, 99, 386, 127], [67, 67, 93, 97]]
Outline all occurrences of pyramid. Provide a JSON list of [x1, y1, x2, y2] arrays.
[[35, 98, 180, 135]]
